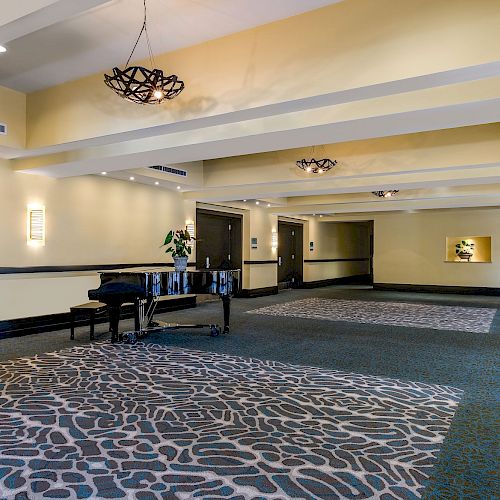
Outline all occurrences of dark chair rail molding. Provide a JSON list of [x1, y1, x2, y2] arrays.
[[0, 263, 193, 275], [164, 263, 197, 268], [1, 259, 368, 274], [304, 258, 370, 263], [243, 260, 278, 265]]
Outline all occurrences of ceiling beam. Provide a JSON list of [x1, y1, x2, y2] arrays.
[[13, 97, 500, 177], [271, 194, 500, 215], [6, 62, 500, 159], [0, 0, 112, 44]]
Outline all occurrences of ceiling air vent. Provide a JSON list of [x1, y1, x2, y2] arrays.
[[0, 123, 6, 135], [148, 165, 187, 177]]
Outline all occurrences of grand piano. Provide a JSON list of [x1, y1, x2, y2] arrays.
[[88, 267, 240, 343]]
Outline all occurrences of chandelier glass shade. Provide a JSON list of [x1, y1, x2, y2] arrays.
[[104, 0, 184, 105], [296, 158, 337, 174], [372, 190, 399, 198]]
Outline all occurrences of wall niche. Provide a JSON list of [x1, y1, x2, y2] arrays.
[[445, 236, 492, 263]]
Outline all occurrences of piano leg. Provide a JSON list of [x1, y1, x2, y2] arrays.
[[108, 304, 121, 343], [133, 299, 141, 332], [221, 295, 231, 333]]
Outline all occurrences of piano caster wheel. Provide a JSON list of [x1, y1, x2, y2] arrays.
[[122, 332, 138, 345], [210, 326, 221, 337]]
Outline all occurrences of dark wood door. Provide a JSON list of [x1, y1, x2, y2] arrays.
[[278, 221, 303, 285], [196, 209, 242, 270]]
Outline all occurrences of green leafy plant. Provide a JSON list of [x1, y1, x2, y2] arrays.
[[455, 239, 474, 255], [161, 228, 195, 257]]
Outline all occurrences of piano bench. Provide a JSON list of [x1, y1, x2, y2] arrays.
[[70, 301, 107, 341]]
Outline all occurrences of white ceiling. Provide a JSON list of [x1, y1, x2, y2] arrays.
[[0, 0, 342, 92]]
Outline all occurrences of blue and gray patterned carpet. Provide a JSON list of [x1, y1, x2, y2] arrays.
[[0, 342, 462, 499], [0, 286, 498, 499], [247, 298, 497, 333]]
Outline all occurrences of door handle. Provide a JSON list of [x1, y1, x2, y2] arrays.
[[278, 256, 282, 266], [205, 256, 210, 268]]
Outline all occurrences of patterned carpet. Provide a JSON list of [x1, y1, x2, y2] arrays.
[[0, 342, 463, 499], [247, 298, 497, 333]]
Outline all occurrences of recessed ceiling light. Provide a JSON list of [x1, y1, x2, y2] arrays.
[[129, 176, 135, 181], [319, 214, 323, 218], [101, 171, 107, 175], [267, 203, 271, 207], [154, 181, 159, 185], [243, 199, 247, 202], [0, 46, 6, 53], [255, 201, 260, 205], [176, 186, 181, 190]]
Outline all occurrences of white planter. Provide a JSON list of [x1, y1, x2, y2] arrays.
[[173, 256, 188, 271]]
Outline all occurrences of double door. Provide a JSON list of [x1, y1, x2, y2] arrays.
[[196, 209, 242, 270], [278, 221, 303, 286]]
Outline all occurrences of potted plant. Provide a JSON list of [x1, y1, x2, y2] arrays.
[[161, 228, 195, 271], [455, 239, 475, 261]]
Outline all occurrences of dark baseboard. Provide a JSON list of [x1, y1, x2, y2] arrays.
[[0, 296, 197, 340], [302, 274, 372, 289], [373, 283, 500, 296], [238, 286, 279, 298]]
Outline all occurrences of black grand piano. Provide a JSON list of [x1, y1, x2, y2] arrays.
[[88, 267, 240, 343]]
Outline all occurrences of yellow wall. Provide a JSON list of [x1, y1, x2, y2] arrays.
[[0, 85, 26, 150], [304, 219, 371, 282], [25, 0, 500, 148], [248, 207, 278, 289], [0, 159, 194, 319], [374, 209, 500, 287]]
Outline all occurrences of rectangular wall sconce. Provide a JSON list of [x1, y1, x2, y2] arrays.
[[27, 204, 45, 246], [271, 231, 278, 249], [185, 221, 195, 246]]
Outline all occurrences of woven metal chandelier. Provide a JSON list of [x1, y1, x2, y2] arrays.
[[296, 158, 337, 174], [296, 146, 337, 174], [104, 0, 184, 105], [372, 190, 399, 198]]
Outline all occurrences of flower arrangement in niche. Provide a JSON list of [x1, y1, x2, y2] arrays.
[[455, 240, 475, 262], [161, 228, 195, 271]]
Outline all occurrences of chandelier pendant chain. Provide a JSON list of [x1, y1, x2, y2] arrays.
[[125, 0, 155, 69]]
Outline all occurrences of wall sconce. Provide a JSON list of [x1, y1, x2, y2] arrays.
[[186, 220, 195, 247], [271, 230, 278, 249], [27, 204, 45, 246]]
